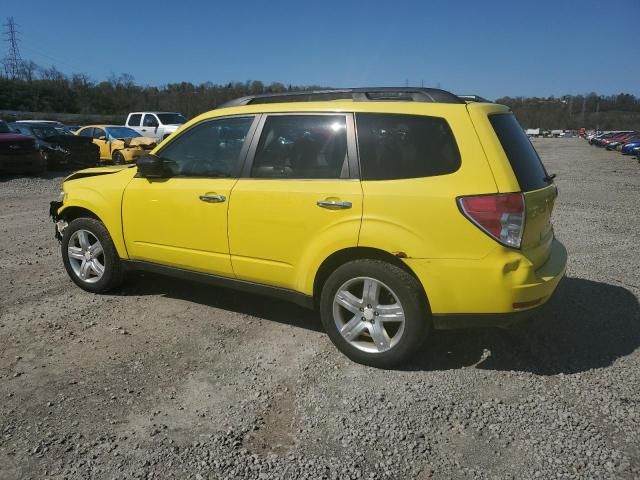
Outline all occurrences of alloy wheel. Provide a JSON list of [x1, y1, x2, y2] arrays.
[[67, 229, 105, 283], [332, 277, 406, 353]]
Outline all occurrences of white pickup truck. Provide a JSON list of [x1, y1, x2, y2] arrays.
[[125, 112, 187, 141]]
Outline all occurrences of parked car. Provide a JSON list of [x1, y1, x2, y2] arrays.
[[0, 120, 46, 174], [603, 132, 639, 150], [620, 140, 640, 155], [612, 134, 640, 151], [50, 87, 567, 368], [75, 125, 156, 164], [125, 112, 187, 142], [10, 121, 99, 169], [589, 131, 627, 146]]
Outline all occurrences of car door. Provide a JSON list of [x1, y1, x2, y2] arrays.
[[228, 113, 362, 291], [141, 114, 160, 140], [92, 127, 110, 160], [122, 115, 258, 276]]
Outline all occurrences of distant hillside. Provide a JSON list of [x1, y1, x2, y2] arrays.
[[496, 94, 640, 130], [1, 66, 639, 130]]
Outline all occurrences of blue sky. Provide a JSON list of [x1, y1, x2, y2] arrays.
[[4, 0, 639, 98]]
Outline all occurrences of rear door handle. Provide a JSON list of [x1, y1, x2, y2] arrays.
[[317, 200, 352, 210], [199, 194, 226, 203]]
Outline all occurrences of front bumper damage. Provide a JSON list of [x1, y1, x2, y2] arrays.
[[49, 201, 67, 240]]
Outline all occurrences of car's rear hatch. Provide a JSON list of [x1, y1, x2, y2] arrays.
[[467, 104, 557, 269]]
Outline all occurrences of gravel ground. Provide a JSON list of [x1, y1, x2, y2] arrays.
[[0, 138, 638, 479]]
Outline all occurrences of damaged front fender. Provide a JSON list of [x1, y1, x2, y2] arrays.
[[49, 200, 67, 241]]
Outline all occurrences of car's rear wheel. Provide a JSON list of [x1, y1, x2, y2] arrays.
[[320, 259, 430, 368], [112, 150, 125, 165], [61, 217, 124, 293]]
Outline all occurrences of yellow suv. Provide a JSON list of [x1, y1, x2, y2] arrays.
[[50, 88, 567, 368]]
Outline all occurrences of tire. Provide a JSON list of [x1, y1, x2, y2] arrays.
[[61, 217, 125, 293], [319, 259, 430, 368], [112, 150, 125, 165]]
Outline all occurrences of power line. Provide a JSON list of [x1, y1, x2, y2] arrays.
[[3, 16, 23, 79]]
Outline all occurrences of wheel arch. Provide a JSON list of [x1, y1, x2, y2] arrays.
[[58, 196, 128, 259], [312, 247, 429, 309], [58, 205, 101, 223]]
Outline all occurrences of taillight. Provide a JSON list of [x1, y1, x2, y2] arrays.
[[458, 193, 525, 248]]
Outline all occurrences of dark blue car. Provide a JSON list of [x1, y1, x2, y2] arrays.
[[621, 140, 640, 155]]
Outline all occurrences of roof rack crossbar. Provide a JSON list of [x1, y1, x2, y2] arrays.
[[218, 87, 466, 108]]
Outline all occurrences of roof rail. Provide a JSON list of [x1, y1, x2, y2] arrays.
[[458, 95, 492, 103], [218, 87, 466, 108]]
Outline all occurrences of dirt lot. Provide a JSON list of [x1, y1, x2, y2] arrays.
[[1, 138, 639, 479]]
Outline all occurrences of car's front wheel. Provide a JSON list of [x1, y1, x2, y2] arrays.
[[112, 150, 125, 165], [61, 217, 124, 293], [320, 259, 430, 368]]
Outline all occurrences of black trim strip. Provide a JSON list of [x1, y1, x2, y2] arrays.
[[122, 260, 315, 309], [432, 304, 543, 330]]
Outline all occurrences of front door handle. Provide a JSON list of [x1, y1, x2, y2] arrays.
[[199, 194, 226, 203], [317, 200, 352, 210]]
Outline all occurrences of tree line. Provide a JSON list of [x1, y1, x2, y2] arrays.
[[1, 63, 639, 129], [495, 94, 640, 130]]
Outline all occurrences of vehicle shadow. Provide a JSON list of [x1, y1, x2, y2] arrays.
[[119, 273, 639, 375], [119, 271, 324, 332], [408, 276, 640, 375]]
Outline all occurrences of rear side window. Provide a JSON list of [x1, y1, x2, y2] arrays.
[[78, 128, 93, 137], [128, 114, 142, 126], [356, 113, 460, 180], [251, 115, 349, 179], [489, 113, 549, 191]]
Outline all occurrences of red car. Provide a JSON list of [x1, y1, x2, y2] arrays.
[[602, 131, 639, 149], [0, 120, 46, 175]]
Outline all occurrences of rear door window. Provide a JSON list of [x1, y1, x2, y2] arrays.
[[251, 115, 349, 179], [489, 113, 550, 191], [356, 113, 460, 180]]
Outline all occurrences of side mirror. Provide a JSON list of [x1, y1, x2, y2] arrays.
[[98, 135, 107, 141], [137, 154, 174, 178]]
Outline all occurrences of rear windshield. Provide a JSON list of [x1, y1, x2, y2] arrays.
[[489, 113, 549, 191]]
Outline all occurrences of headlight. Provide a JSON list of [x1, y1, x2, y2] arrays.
[[58, 191, 67, 203]]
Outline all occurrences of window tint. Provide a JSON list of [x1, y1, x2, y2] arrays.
[[143, 114, 158, 127], [251, 115, 348, 179], [78, 128, 93, 138], [356, 113, 460, 180], [489, 113, 549, 191], [128, 114, 142, 127], [92, 128, 105, 139], [158, 116, 253, 177]]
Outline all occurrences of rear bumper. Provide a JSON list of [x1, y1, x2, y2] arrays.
[[404, 238, 567, 328]]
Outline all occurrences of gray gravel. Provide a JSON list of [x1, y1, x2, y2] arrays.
[[0, 138, 639, 479]]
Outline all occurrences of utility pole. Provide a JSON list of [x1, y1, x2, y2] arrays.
[[3, 16, 23, 79]]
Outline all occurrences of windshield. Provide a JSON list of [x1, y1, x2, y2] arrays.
[[105, 127, 141, 139], [157, 113, 187, 125], [0, 121, 12, 134], [32, 126, 64, 139]]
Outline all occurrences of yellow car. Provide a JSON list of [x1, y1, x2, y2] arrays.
[[50, 88, 567, 368], [75, 125, 156, 164]]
